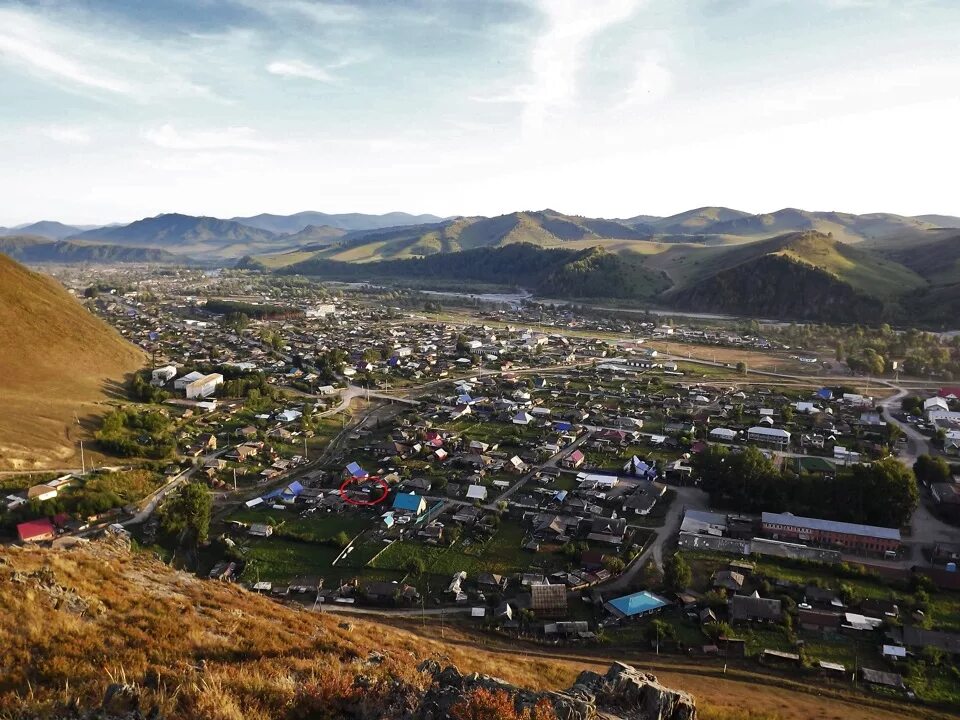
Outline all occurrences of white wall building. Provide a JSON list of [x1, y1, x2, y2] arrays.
[[747, 426, 791, 449], [185, 373, 223, 399]]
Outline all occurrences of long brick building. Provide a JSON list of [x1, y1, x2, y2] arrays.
[[761, 512, 900, 554]]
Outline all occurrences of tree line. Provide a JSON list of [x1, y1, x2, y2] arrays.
[[692, 445, 918, 528]]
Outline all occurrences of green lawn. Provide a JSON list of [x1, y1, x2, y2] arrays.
[[371, 522, 532, 577], [239, 538, 343, 583]]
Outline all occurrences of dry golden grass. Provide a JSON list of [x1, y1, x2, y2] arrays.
[[649, 341, 808, 373], [0, 540, 949, 720], [0, 255, 145, 470]]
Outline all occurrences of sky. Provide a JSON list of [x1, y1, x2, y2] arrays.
[[0, 0, 959, 226]]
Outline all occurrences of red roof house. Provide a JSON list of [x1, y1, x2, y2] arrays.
[[17, 517, 56, 543]]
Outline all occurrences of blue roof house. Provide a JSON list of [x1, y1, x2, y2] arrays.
[[603, 591, 669, 620], [280, 480, 305, 503], [393, 492, 427, 515], [345, 462, 368, 479]]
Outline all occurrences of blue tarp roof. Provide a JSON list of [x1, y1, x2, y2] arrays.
[[554, 421, 572, 431], [281, 480, 304, 498], [346, 462, 366, 478], [393, 493, 425, 512], [554, 490, 568, 502], [817, 387, 833, 399]]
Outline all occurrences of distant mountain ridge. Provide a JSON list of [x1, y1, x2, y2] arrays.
[[1, 221, 97, 240], [231, 210, 446, 234], [0, 236, 182, 264]]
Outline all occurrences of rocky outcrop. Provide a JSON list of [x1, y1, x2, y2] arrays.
[[416, 660, 696, 720]]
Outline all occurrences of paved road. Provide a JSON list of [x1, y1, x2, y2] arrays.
[[603, 485, 711, 591]]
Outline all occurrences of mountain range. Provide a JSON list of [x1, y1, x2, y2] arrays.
[[5, 205, 960, 325]]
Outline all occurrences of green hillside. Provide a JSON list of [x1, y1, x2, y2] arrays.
[[668, 252, 887, 323], [277, 243, 670, 300], [285, 210, 648, 264], [0, 235, 183, 264]]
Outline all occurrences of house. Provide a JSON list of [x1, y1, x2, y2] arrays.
[[931, 482, 960, 521], [562, 449, 585, 469], [729, 592, 782, 623], [17, 517, 56, 543], [173, 370, 204, 391], [860, 668, 905, 690], [530, 583, 568, 617], [587, 517, 626, 545], [708, 428, 738, 443], [248, 523, 273, 537], [603, 590, 669, 620], [477, 572, 507, 591], [711, 570, 745, 592], [393, 492, 427, 515], [27, 484, 58, 502], [345, 462, 368, 480], [466, 485, 488, 501], [151, 365, 177, 386], [513, 411, 534, 425], [746, 426, 791, 450], [185, 373, 223, 399]]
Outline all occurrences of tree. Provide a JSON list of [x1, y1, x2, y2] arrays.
[[404, 557, 426, 576], [914, 454, 951, 486], [160, 482, 212, 544], [735, 361, 747, 375], [645, 619, 677, 645], [333, 531, 351, 548], [603, 556, 626, 574], [663, 553, 692, 591]]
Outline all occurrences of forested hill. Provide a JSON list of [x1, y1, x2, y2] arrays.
[[266, 243, 671, 300]]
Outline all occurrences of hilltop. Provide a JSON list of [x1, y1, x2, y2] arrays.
[[1, 221, 94, 240], [0, 254, 145, 469], [664, 232, 925, 322], [69, 214, 282, 258], [231, 210, 446, 234], [271, 243, 671, 300], [0, 536, 936, 720], [0, 236, 182, 264]]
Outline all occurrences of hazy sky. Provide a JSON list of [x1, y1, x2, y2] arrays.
[[1, 0, 958, 225]]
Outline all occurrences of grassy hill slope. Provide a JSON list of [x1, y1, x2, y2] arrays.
[[0, 537, 939, 720], [0, 236, 183, 264], [664, 232, 926, 322], [0, 254, 145, 469], [278, 243, 671, 300], [70, 214, 280, 257]]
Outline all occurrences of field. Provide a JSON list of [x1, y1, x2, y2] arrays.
[[651, 341, 809, 373], [0, 255, 145, 470]]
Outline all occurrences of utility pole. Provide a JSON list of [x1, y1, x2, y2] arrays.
[[80, 440, 86, 474], [304, 435, 309, 460], [233, 468, 237, 492]]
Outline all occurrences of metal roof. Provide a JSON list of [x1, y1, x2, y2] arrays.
[[762, 512, 900, 541]]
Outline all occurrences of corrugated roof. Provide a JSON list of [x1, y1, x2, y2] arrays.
[[762, 512, 900, 541]]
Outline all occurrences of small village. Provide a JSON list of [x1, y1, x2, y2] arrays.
[[3, 264, 960, 710]]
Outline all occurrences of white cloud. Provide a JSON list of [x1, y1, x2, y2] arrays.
[[267, 59, 336, 83], [141, 124, 283, 152], [0, 11, 133, 95], [623, 54, 672, 106], [0, 7, 222, 103], [242, 0, 364, 25], [472, 1, 644, 131], [40, 125, 93, 145]]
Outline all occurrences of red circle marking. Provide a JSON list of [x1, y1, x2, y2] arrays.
[[338, 476, 389, 506]]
